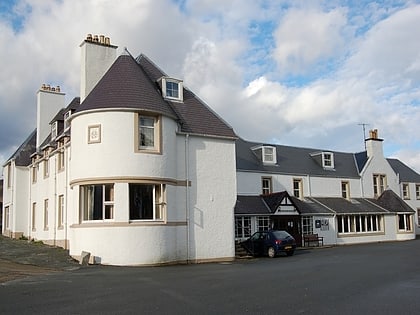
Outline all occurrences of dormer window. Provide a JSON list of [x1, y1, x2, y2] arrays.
[[310, 151, 334, 169], [322, 152, 334, 168], [160, 77, 183, 102], [51, 122, 58, 139], [251, 145, 277, 164], [64, 111, 71, 129]]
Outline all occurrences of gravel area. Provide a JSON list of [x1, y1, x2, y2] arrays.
[[0, 235, 79, 283]]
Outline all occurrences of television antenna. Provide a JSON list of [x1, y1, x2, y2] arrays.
[[358, 123, 369, 150]]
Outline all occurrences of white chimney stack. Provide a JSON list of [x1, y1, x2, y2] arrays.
[[80, 34, 117, 102], [36, 84, 65, 149], [365, 129, 384, 158]]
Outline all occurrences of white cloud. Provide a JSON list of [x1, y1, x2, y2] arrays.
[[272, 7, 348, 75], [0, 0, 419, 174]]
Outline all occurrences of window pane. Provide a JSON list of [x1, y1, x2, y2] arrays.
[[130, 184, 154, 220], [166, 81, 179, 98], [139, 117, 155, 148]]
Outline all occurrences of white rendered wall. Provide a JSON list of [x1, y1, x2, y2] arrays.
[[70, 112, 178, 181], [184, 136, 236, 261]]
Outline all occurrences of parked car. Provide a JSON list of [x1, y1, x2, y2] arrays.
[[241, 230, 296, 258]]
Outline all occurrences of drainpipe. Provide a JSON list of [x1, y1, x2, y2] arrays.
[[185, 133, 190, 263], [53, 157, 57, 247], [64, 146, 69, 250]]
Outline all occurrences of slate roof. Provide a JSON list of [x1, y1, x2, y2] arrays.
[[235, 190, 414, 215], [236, 138, 360, 178], [5, 130, 36, 167], [76, 53, 237, 139], [235, 195, 271, 215], [375, 189, 415, 213], [309, 197, 390, 214], [387, 158, 420, 183]]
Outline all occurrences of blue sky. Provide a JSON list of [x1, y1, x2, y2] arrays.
[[0, 0, 420, 172]]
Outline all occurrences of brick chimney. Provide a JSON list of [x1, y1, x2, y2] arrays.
[[80, 34, 118, 102], [36, 84, 65, 150], [365, 129, 384, 158]]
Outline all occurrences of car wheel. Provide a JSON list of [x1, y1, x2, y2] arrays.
[[267, 247, 276, 258], [286, 250, 294, 256]]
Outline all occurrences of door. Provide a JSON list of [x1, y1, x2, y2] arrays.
[[271, 216, 302, 246]]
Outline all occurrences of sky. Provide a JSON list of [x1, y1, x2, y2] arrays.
[[1, 0, 420, 174]]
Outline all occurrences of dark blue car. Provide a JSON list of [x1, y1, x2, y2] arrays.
[[241, 230, 296, 258]]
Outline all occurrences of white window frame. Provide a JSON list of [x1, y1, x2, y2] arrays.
[[293, 178, 303, 199], [44, 199, 49, 230], [337, 215, 383, 234], [58, 195, 65, 228], [162, 77, 183, 102], [302, 216, 313, 235], [373, 174, 387, 197], [341, 181, 350, 199], [402, 183, 410, 199], [80, 184, 114, 222], [64, 111, 71, 129], [398, 214, 412, 232], [416, 185, 420, 200], [4, 206, 10, 230], [129, 184, 165, 221], [263, 146, 276, 164], [32, 202, 36, 231], [136, 114, 161, 153], [322, 152, 334, 168], [256, 216, 270, 232], [51, 121, 58, 139], [262, 177, 272, 195], [235, 216, 252, 239], [43, 157, 49, 178]]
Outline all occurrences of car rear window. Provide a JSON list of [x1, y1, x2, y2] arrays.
[[272, 231, 290, 238]]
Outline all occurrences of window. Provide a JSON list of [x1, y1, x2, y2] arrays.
[[162, 77, 183, 101], [58, 195, 65, 227], [398, 214, 412, 232], [64, 111, 71, 129], [6, 163, 12, 188], [262, 177, 272, 195], [293, 179, 303, 199], [417, 209, 420, 226], [373, 174, 386, 197], [44, 199, 49, 230], [32, 164, 38, 183], [341, 181, 350, 199], [81, 185, 114, 221], [263, 147, 276, 164], [51, 122, 58, 139], [129, 184, 165, 220], [32, 202, 36, 231], [302, 216, 313, 235], [402, 183, 410, 199], [337, 215, 382, 234], [323, 152, 334, 168], [136, 115, 160, 153], [166, 81, 179, 98], [235, 216, 251, 238], [44, 158, 49, 178], [57, 146, 65, 171], [4, 206, 10, 230], [416, 185, 420, 200], [257, 216, 270, 231], [251, 145, 276, 164]]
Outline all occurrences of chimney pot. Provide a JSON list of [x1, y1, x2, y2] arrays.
[[56, 86, 60, 92], [100, 35, 105, 44], [87, 33, 92, 41], [105, 37, 110, 45], [93, 35, 99, 42]]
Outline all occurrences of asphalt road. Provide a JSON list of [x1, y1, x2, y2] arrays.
[[1, 239, 420, 315]]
